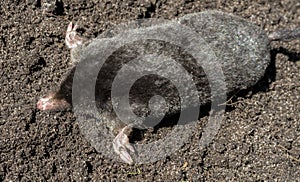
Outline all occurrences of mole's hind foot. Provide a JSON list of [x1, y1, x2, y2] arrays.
[[113, 126, 135, 164], [37, 93, 70, 111], [65, 22, 84, 49]]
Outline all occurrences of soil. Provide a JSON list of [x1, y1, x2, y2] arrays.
[[0, 0, 299, 181]]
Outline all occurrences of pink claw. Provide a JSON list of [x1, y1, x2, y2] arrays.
[[65, 22, 83, 49], [113, 126, 135, 164]]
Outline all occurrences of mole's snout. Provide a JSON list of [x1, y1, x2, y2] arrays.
[[37, 93, 71, 111]]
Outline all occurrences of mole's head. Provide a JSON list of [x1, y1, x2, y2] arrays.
[[37, 65, 75, 111]]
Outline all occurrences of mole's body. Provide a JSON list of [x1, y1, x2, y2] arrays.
[[37, 11, 299, 164]]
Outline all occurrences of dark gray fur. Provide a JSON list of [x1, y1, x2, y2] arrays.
[[58, 11, 272, 132]]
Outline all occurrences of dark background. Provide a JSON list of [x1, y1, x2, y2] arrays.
[[0, 0, 299, 181]]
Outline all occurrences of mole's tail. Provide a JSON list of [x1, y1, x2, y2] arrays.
[[268, 28, 300, 41]]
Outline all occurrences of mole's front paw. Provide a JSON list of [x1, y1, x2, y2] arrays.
[[113, 126, 135, 164], [65, 22, 84, 49]]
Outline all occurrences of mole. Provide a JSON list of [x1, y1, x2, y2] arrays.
[[36, 10, 299, 164]]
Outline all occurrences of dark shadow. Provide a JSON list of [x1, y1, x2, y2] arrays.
[[130, 102, 212, 142], [129, 128, 144, 143], [54, 0, 65, 15], [36, 0, 41, 7], [272, 47, 300, 62], [137, 1, 156, 18], [225, 47, 299, 112]]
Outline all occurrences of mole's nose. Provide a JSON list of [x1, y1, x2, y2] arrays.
[[37, 93, 71, 111]]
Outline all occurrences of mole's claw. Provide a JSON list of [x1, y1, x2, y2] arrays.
[[67, 22, 73, 32], [65, 21, 83, 49], [113, 126, 134, 164], [119, 149, 134, 165]]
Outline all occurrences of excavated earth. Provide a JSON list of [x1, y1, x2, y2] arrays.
[[0, 0, 299, 181]]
